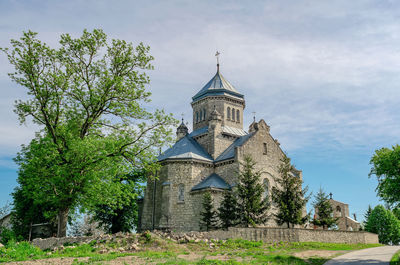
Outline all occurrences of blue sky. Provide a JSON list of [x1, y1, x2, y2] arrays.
[[1, 0, 399, 221]]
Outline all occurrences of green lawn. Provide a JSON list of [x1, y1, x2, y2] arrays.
[[0, 235, 382, 264], [391, 250, 400, 265]]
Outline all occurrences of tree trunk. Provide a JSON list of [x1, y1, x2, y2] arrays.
[[57, 208, 69, 237]]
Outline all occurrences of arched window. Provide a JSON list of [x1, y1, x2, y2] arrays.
[[178, 184, 185, 202], [196, 112, 199, 123], [336, 206, 342, 217], [203, 108, 206, 120], [236, 110, 240, 122], [199, 110, 203, 121], [227, 107, 231, 120], [232, 108, 235, 121], [263, 178, 269, 198]]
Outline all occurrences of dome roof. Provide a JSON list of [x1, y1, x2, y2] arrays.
[[192, 70, 244, 102]]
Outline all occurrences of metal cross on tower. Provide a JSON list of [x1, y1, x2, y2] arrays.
[[252, 111, 256, 122], [215, 51, 220, 71]]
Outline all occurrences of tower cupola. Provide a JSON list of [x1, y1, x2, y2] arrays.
[[176, 119, 188, 141]]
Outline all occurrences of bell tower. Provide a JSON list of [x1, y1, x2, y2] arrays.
[[190, 52, 246, 158]]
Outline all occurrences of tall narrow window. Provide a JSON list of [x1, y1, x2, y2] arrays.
[[199, 110, 203, 121], [227, 107, 231, 120], [263, 143, 268, 155], [203, 108, 206, 120], [236, 110, 240, 122], [178, 184, 185, 202], [263, 179, 269, 198], [232, 108, 235, 121], [196, 112, 199, 123]]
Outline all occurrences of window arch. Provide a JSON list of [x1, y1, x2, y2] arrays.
[[178, 184, 185, 202], [263, 178, 269, 198], [199, 110, 203, 121], [232, 108, 235, 121], [227, 107, 231, 120], [196, 112, 199, 123], [236, 110, 240, 122], [203, 108, 206, 120], [336, 206, 342, 217]]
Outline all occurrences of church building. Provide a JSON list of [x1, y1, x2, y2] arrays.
[[140, 62, 303, 231]]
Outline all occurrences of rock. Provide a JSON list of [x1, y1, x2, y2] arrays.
[[99, 249, 107, 254], [130, 243, 139, 250], [46, 252, 52, 256], [0, 243, 4, 248], [118, 247, 125, 252]]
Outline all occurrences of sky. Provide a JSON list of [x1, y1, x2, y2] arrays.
[[1, 0, 399, 222]]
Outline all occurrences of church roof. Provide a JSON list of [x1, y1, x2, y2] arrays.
[[191, 173, 231, 191], [192, 70, 244, 102], [215, 132, 255, 162], [158, 135, 213, 162], [189, 126, 247, 139]]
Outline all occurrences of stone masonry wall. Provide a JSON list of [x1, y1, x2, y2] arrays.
[[207, 227, 379, 244]]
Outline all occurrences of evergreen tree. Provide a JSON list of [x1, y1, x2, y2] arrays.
[[312, 188, 337, 230], [218, 190, 239, 229], [272, 156, 310, 228], [364, 205, 373, 223], [236, 156, 270, 227], [199, 191, 217, 231]]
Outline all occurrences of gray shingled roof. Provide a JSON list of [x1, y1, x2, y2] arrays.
[[191, 173, 231, 191], [158, 136, 213, 162], [192, 70, 244, 102], [215, 132, 255, 162]]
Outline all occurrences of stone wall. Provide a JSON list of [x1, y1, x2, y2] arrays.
[[205, 227, 378, 244]]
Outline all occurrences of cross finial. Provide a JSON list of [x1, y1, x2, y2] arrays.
[[215, 51, 220, 71], [181, 113, 184, 123], [329, 192, 333, 199], [252, 111, 256, 122]]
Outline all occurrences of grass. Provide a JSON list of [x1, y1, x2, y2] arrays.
[[0, 237, 382, 264], [391, 250, 400, 265]]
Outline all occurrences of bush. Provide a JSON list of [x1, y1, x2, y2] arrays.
[[365, 205, 400, 245], [0, 226, 17, 245]]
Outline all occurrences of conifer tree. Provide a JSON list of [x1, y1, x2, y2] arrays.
[[199, 191, 218, 231], [312, 188, 337, 230], [364, 205, 373, 222], [236, 155, 270, 227], [218, 190, 239, 229], [272, 156, 310, 228]]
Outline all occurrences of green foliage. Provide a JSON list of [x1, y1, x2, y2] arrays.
[[199, 192, 218, 231], [90, 170, 145, 234], [393, 207, 400, 221], [236, 155, 270, 227], [312, 188, 337, 230], [272, 156, 310, 228], [370, 145, 400, 207], [364, 205, 373, 223], [2, 29, 177, 236], [217, 190, 239, 229], [11, 183, 57, 240], [365, 205, 400, 245], [391, 250, 400, 265]]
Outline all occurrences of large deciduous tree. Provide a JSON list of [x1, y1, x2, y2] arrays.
[[2, 30, 176, 237], [236, 155, 270, 227], [369, 145, 400, 208], [272, 156, 310, 228], [365, 205, 400, 245]]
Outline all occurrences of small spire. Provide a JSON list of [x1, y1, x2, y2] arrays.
[[215, 51, 220, 72], [181, 113, 185, 123], [252, 111, 256, 122], [329, 192, 333, 199]]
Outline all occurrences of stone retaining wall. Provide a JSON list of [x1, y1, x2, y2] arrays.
[[32, 228, 379, 250], [207, 227, 378, 244]]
